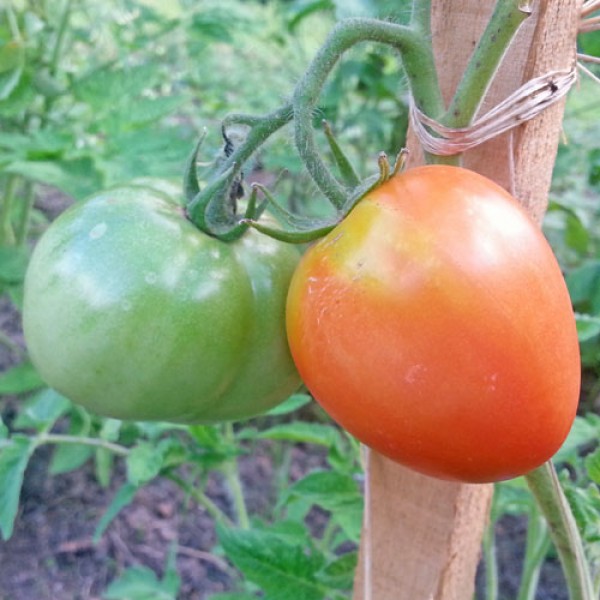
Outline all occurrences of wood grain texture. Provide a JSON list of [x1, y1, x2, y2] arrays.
[[353, 1, 580, 599]]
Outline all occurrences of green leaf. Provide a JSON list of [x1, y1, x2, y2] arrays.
[[0, 69, 35, 117], [267, 393, 312, 416], [0, 434, 35, 540], [103, 566, 179, 600], [136, 0, 183, 20], [566, 260, 600, 313], [0, 40, 25, 100], [93, 482, 138, 543], [249, 422, 342, 447], [208, 594, 258, 600], [94, 419, 122, 486], [579, 30, 600, 59], [317, 551, 358, 590], [95, 446, 113, 488], [50, 442, 94, 476], [102, 127, 191, 186], [492, 478, 533, 519], [564, 210, 590, 254], [126, 441, 164, 487], [555, 415, 600, 463], [74, 64, 159, 113], [5, 156, 104, 200], [217, 525, 328, 600], [585, 448, 600, 485], [590, 148, 600, 189], [0, 361, 45, 395], [188, 424, 222, 449], [104, 544, 180, 599], [575, 314, 600, 343], [286, 0, 335, 32], [0, 245, 29, 284], [12, 387, 71, 431], [48, 405, 93, 474], [283, 471, 363, 542]]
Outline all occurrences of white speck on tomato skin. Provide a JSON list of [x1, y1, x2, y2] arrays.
[[405, 364, 427, 384], [144, 272, 158, 285], [89, 222, 107, 240], [486, 373, 498, 392]]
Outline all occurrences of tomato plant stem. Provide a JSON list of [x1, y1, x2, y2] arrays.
[[0, 175, 19, 246], [222, 423, 250, 529], [517, 502, 551, 600], [216, 104, 293, 182], [41, 0, 73, 127], [40, 433, 130, 457], [166, 473, 235, 529], [293, 17, 444, 209], [50, 0, 73, 77], [15, 181, 34, 246], [483, 523, 499, 600], [444, 0, 531, 128], [410, 0, 432, 34], [525, 461, 595, 600]]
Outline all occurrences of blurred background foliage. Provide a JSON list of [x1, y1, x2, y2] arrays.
[[0, 1, 599, 598]]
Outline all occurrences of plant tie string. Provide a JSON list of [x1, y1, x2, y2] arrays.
[[409, 68, 577, 156]]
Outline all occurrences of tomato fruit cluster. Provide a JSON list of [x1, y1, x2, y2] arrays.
[[286, 165, 580, 483], [23, 183, 301, 423]]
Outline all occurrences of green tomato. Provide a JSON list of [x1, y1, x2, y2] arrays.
[[23, 183, 301, 423]]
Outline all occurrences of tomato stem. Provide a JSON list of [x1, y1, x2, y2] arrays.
[[410, 0, 432, 35], [185, 105, 292, 239], [443, 1, 531, 129], [293, 17, 444, 209], [524, 461, 595, 600]]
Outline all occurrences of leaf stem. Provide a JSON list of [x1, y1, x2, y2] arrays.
[[524, 461, 595, 600]]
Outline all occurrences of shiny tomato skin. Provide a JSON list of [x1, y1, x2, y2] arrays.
[[287, 165, 580, 483], [23, 184, 301, 423]]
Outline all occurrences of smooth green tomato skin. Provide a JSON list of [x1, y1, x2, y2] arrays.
[[23, 185, 302, 423]]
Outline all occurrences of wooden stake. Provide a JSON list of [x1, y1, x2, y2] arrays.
[[353, 1, 580, 598]]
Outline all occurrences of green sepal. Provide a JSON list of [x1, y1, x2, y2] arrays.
[[244, 218, 336, 244], [205, 186, 267, 242], [183, 131, 207, 202], [322, 120, 361, 188], [186, 164, 243, 239]]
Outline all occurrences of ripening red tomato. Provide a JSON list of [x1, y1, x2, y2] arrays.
[[286, 165, 580, 483]]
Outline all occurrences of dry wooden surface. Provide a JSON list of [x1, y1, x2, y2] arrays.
[[353, 1, 580, 599]]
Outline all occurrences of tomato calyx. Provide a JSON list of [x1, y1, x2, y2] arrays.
[[243, 147, 409, 244], [183, 112, 408, 245], [184, 132, 267, 241]]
